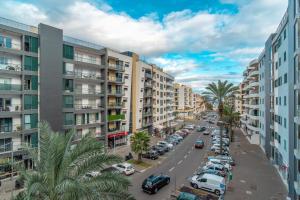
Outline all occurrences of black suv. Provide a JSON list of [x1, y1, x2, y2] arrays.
[[142, 174, 170, 194], [151, 145, 165, 155], [142, 150, 159, 160]]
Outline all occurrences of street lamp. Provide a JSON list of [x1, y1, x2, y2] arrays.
[[217, 120, 224, 155]]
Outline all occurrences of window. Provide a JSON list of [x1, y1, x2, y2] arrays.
[[63, 79, 73, 92], [63, 63, 74, 74], [284, 118, 287, 128], [279, 57, 282, 66], [284, 51, 287, 61], [24, 95, 38, 110], [63, 96, 73, 108], [279, 97, 281, 105], [64, 113, 74, 125], [0, 138, 12, 152], [24, 113, 38, 129], [278, 134, 281, 144], [284, 29, 286, 39], [24, 75, 38, 90], [275, 61, 278, 69], [63, 44, 74, 59], [284, 73, 287, 83], [284, 96, 287, 105], [24, 56, 38, 71], [24, 36, 38, 53]]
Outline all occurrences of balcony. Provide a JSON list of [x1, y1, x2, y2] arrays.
[[74, 103, 103, 110], [144, 81, 152, 88], [295, 139, 300, 159], [143, 111, 152, 117], [108, 76, 123, 84], [0, 104, 22, 112], [0, 124, 21, 134], [144, 92, 152, 97], [0, 39, 21, 51], [108, 64, 125, 71], [107, 90, 124, 96], [145, 73, 152, 79], [143, 102, 152, 108], [74, 56, 101, 65], [108, 127, 125, 134], [0, 63, 22, 73], [0, 83, 21, 91], [107, 102, 123, 109], [143, 120, 153, 127], [108, 114, 125, 122], [75, 89, 103, 96], [75, 72, 103, 81]]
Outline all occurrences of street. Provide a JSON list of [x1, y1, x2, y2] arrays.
[[129, 120, 214, 200]]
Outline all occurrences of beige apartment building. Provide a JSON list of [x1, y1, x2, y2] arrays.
[[174, 83, 194, 118]]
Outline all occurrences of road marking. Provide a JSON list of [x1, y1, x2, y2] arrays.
[[184, 155, 187, 159], [246, 190, 252, 195], [188, 151, 191, 154], [177, 160, 183, 165], [240, 180, 246, 183], [169, 167, 175, 172], [140, 169, 146, 173]]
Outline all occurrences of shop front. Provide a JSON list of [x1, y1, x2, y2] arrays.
[[107, 131, 128, 149]]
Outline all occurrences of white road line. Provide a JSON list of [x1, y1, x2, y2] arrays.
[[177, 160, 183, 165], [188, 151, 191, 154], [184, 155, 187, 159], [169, 167, 175, 172]]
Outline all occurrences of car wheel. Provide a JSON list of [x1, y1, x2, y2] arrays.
[[154, 188, 158, 193], [215, 189, 221, 196], [166, 178, 170, 184], [192, 183, 198, 189]]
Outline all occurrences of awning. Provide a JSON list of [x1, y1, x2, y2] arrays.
[[108, 131, 128, 139]]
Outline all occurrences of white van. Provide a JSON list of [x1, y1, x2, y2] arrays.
[[190, 173, 226, 196]]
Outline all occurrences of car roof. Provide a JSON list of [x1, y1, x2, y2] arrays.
[[201, 173, 224, 181], [121, 163, 132, 167]]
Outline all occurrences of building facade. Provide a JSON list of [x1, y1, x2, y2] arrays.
[[174, 83, 193, 118], [240, 59, 260, 145]]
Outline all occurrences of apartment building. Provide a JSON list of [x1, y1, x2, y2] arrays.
[[174, 83, 193, 118], [152, 65, 175, 135], [233, 85, 243, 114], [240, 59, 260, 144], [0, 18, 39, 168], [0, 18, 136, 168], [129, 52, 154, 134]]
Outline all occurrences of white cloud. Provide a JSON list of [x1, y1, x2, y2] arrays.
[[148, 57, 199, 77]]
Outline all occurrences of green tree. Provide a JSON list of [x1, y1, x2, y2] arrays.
[[15, 122, 133, 200], [130, 131, 150, 162], [203, 80, 239, 118], [223, 105, 241, 142]]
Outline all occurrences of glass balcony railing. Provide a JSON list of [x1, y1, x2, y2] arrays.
[[75, 89, 103, 95], [108, 76, 123, 83], [108, 64, 125, 71], [143, 111, 152, 117], [0, 104, 22, 112], [0, 41, 21, 50], [107, 90, 123, 95], [74, 103, 103, 109], [145, 73, 152, 79], [74, 56, 101, 65], [0, 124, 22, 133], [108, 102, 123, 108], [75, 72, 103, 80], [296, 105, 300, 117], [0, 83, 21, 91], [0, 63, 22, 72], [108, 114, 125, 122]]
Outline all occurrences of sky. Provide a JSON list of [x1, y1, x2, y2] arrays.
[[0, 0, 288, 92]]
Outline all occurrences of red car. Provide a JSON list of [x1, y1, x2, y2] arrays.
[[194, 140, 204, 149]]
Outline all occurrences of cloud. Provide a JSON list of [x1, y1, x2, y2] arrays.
[[148, 56, 199, 77], [0, 0, 287, 90]]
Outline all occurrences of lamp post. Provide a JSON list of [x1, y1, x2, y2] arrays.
[[217, 120, 224, 155]]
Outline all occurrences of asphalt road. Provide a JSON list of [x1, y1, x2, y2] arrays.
[[129, 120, 215, 200]]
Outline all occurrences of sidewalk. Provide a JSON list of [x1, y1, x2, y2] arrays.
[[226, 128, 287, 200]]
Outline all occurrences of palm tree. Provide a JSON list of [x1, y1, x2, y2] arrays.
[[203, 80, 239, 118], [15, 122, 133, 200], [223, 105, 240, 142], [130, 131, 150, 162]]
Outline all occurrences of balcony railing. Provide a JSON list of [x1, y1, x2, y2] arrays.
[[75, 89, 103, 95], [145, 73, 152, 79], [108, 64, 125, 71], [296, 105, 300, 117], [108, 76, 123, 83], [0, 104, 22, 112], [108, 114, 125, 122], [0, 83, 21, 91], [75, 72, 103, 80], [0, 41, 22, 50], [144, 82, 152, 87], [107, 90, 124, 95], [0, 63, 22, 72], [74, 56, 101, 65], [74, 103, 103, 109], [143, 111, 152, 117], [108, 102, 123, 108], [0, 124, 22, 133]]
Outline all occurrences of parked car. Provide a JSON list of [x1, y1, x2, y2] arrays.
[[173, 134, 184, 140], [151, 145, 165, 155], [197, 126, 206, 132], [208, 155, 235, 166], [166, 137, 179, 145], [142, 150, 159, 160], [177, 192, 200, 200], [112, 163, 135, 175], [184, 124, 195, 130], [194, 140, 204, 149], [195, 168, 226, 177], [207, 159, 232, 171], [203, 131, 210, 135], [157, 143, 169, 152], [101, 166, 122, 174], [181, 129, 190, 134], [142, 174, 170, 194], [202, 164, 227, 174], [158, 141, 173, 150], [190, 174, 226, 196]]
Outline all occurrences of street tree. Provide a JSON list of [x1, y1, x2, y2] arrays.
[[130, 131, 150, 162], [15, 122, 133, 200]]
